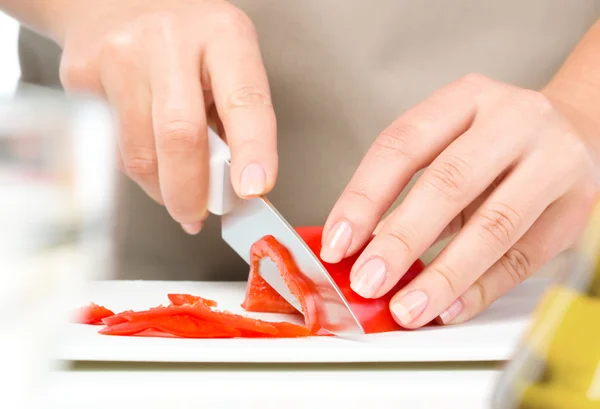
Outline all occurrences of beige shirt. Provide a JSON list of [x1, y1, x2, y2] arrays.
[[17, 0, 600, 281]]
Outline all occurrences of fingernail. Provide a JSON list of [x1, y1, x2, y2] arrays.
[[390, 290, 428, 326], [350, 258, 387, 298], [320, 220, 352, 263], [181, 221, 203, 235], [438, 298, 464, 325], [240, 163, 266, 197]]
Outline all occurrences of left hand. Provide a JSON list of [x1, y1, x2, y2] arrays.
[[320, 74, 600, 328]]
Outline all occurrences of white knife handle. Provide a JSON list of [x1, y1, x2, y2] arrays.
[[207, 126, 237, 215]]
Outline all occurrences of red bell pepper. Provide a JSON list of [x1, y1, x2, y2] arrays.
[[79, 225, 425, 339], [246, 234, 324, 334], [241, 226, 425, 334]]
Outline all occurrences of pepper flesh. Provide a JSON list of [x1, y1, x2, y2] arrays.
[[246, 234, 324, 334], [241, 226, 425, 334], [168, 294, 218, 307], [99, 315, 241, 338], [103, 304, 280, 335], [75, 303, 115, 325]]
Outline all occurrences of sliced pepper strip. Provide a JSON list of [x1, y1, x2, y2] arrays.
[[101, 310, 133, 326], [103, 304, 279, 335], [75, 302, 115, 325], [248, 235, 323, 334], [168, 293, 218, 307], [99, 315, 240, 338], [241, 273, 297, 314], [269, 321, 312, 338], [98, 320, 156, 336], [155, 316, 240, 338]]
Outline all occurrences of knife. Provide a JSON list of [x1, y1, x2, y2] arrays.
[[206, 127, 365, 337]]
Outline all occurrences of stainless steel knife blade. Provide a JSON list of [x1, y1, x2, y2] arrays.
[[220, 175, 365, 337]]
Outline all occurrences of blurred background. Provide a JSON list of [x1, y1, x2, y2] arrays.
[[0, 12, 20, 96]]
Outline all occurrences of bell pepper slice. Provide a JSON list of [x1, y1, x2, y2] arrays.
[[236, 321, 311, 338], [99, 315, 241, 338], [247, 234, 323, 334], [269, 321, 312, 337], [103, 304, 279, 336], [101, 310, 133, 326], [241, 226, 425, 334], [98, 320, 157, 336], [75, 302, 115, 325], [155, 316, 241, 338], [168, 293, 218, 307], [241, 273, 298, 314]]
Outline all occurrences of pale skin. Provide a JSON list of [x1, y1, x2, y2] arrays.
[[3, 1, 600, 327], [4, 0, 279, 235]]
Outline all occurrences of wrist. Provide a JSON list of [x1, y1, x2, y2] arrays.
[[542, 75, 600, 121], [542, 80, 600, 166], [539, 19, 600, 159]]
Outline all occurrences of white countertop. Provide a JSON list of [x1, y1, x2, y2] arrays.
[[42, 361, 504, 409]]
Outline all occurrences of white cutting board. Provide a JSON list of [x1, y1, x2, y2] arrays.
[[55, 277, 550, 363]]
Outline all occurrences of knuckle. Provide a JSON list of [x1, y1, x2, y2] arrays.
[[569, 136, 592, 162], [339, 186, 378, 227], [374, 121, 424, 160], [512, 90, 553, 118], [227, 85, 272, 110], [156, 119, 200, 152], [211, 7, 256, 37], [447, 212, 466, 237], [476, 203, 521, 249], [140, 10, 179, 37], [381, 225, 418, 254], [500, 247, 532, 286], [430, 263, 461, 297], [470, 280, 490, 309], [101, 28, 138, 61], [423, 155, 471, 201], [154, 10, 179, 28], [123, 155, 158, 177], [343, 179, 377, 207], [562, 134, 594, 175], [455, 73, 491, 90], [128, 11, 186, 46]]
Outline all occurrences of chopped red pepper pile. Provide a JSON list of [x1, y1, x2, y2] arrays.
[[76, 226, 425, 338], [97, 293, 310, 338]]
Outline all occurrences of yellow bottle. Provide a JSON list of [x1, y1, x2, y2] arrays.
[[492, 202, 600, 409]]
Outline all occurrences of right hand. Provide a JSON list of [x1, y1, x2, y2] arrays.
[[56, 0, 277, 234]]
